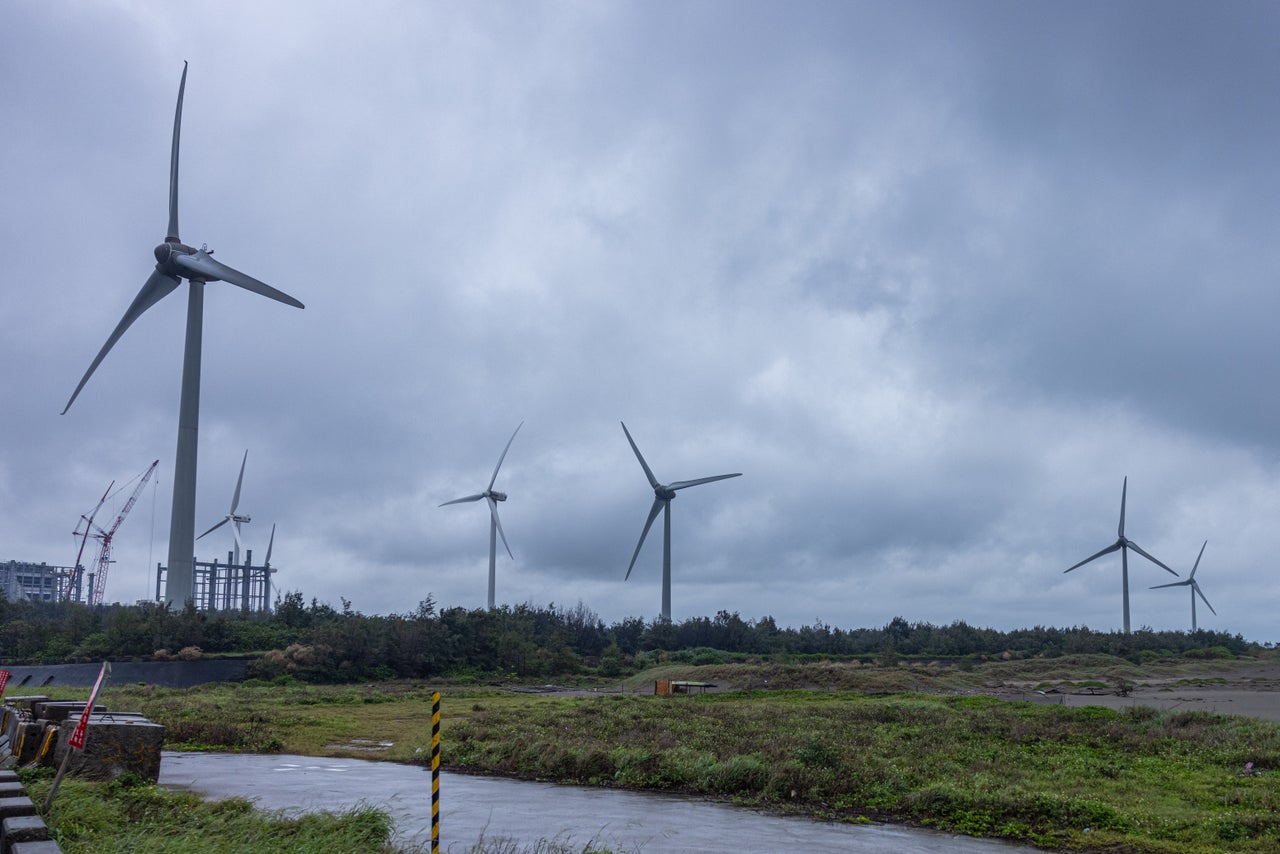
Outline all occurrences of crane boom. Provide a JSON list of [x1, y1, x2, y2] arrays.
[[70, 481, 113, 601], [86, 460, 160, 606]]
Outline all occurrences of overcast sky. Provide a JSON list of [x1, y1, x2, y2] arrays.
[[3, 1, 1278, 642]]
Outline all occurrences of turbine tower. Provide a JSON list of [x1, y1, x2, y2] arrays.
[[440, 422, 522, 610], [61, 63, 303, 607], [261, 523, 276, 612], [1151, 540, 1216, 631], [1063, 477, 1177, 633], [621, 421, 741, 622]]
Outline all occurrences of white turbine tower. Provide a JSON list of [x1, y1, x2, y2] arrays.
[[62, 63, 303, 607], [1062, 477, 1178, 633], [440, 423, 523, 610], [621, 421, 741, 623], [1151, 540, 1216, 632]]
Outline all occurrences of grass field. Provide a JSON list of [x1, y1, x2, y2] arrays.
[[23, 652, 1280, 852]]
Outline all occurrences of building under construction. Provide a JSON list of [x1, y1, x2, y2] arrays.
[[155, 549, 276, 613], [1, 560, 79, 603]]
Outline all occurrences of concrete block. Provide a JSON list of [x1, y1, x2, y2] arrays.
[[1, 814, 51, 847], [52, 719, 166, 783], [10, 841, 65, 854], [0, 796, 36, 819], [0, 783, 26, 799], [30, 703, 104, 724], [10, 724, 44, 766], [1, 700, 47, 714]]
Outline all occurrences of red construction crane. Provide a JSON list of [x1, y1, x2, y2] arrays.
[[72, 460, 159, 605]]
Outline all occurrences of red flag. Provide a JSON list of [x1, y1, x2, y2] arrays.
[[0, 669, 9, 699], [67, 661, 111, 751]]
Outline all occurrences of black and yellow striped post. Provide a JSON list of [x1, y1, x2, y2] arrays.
[[431, 691, 441, 853]]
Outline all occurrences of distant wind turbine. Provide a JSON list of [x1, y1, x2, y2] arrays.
[[261, 523, 276, 612], [1063, 476, 1177, 633], [1151, 540, 1216, 632], [61, 62, 303, 607], [621, 421, 741, 622], [197, 449, 251, 566], [440, 422, 523, 610]]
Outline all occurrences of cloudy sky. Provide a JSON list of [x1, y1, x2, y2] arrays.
[[3, 1, 1278, 641]]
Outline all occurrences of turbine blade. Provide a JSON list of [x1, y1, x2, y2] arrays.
[[669, 472, 742, 491], [440, 494, 485, 506], [488, 421, 523, 491], [230, 449, 248, 514], [168, 61, 187, 242], [621, 422, 660, 489], [1193, 582, 1217, 615], [1118, 476, 1128, 538], [172, 251, 305, 309], [625, 498, 664, 580], [1127, 541, 1178, 576], [1063, 541, 1121, 573], [197, 517, 229, 540], [232, 520, 243, 553], [1149, 579, 1190, 590], [62, 268, 181, 413], [1189, 540, 1207, 579], [488, 496, 513, 559], [264, 523, 275, 565]]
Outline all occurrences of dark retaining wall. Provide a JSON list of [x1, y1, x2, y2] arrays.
[[1, 659, 248, 689]]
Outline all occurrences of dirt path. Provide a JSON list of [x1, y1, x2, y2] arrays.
[[993, 662, 1280, 723]]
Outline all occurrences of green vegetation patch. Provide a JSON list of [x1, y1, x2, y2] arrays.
[[443, 691, 1280, 852], [20, 769, 398, 854]]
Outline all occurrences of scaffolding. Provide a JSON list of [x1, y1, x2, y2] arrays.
[[155, 548, 276, 612]]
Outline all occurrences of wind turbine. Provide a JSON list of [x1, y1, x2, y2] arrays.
[[197, 450, 251, 610], [440, 422, 523, 610], [61, 63, 303, 607], [621, 421, 741, 622], [261, 523, 276, 612], [1063, 477, 1177, 633], [1151, 540, 1216, 632]]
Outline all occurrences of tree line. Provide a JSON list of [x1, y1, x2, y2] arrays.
[[0, 590, 1260, 682]]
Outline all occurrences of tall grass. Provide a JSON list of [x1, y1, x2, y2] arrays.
[[21, 768, 399, 854]]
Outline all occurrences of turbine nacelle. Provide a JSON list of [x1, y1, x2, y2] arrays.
[[654, 485, 677, 501], [486, 490, 508, 502], [153, 241, 200, 273]]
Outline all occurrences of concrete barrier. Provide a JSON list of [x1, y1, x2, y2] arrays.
[[1, 660, 248, 689], [1, 814, 53, 850], [0, 772, 64, 854], [51, 716, 165, 783]]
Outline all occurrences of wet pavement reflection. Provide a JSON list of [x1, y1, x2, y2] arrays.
[[159, 752, 1040, 853]]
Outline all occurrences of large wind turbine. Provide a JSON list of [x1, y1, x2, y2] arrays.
[[1151, 540, 1216, 632], [440, 422, 523, 610], [621, 421, 741, 622], [61, 63, 303, 607], [1063, 477, 1177, 633]]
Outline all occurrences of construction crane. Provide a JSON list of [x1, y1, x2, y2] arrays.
[[72, 460, 160, 605]]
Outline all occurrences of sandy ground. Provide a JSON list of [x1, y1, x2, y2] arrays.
[[989, 662, 1280, 723], [519, 661, 1280, 724]]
